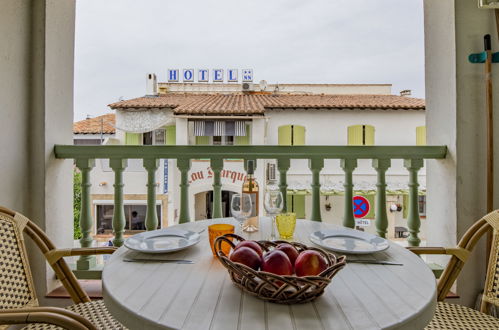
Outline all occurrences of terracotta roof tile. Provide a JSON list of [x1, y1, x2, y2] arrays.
[[73, 113, 116, 134], [108, 94, 425, 114]]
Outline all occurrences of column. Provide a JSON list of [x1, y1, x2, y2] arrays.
[[277, 158, 290, 212], [75, 158, 95, 270], [110, 158, 127, 247], [341, 159, 357, 228], [211, 158, 224, 219], [373, 159, 391, 238], [309, 158, 324, 222], [404, 159, 424, 247], [143, 158, 159, 231], [177, 158, 191, 223]]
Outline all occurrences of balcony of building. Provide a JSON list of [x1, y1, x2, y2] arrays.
[[1, 0, 499, 328]]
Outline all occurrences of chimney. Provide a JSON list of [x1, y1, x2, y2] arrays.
[[146, 73, 158, 96], [399, 89, 411, 97]]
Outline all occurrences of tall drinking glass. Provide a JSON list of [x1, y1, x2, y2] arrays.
[[264, 191, 284, 240], [231, 193, 252, 234]]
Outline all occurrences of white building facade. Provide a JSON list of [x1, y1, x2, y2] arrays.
[[76, 75, 426, 240]]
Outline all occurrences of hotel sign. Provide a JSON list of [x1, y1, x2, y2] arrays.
[[167, 69, 253, 83]]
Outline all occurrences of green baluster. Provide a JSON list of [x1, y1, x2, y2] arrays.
[[75, 158, 95, 270], [309, 158, 324, 221], [178, 158, 191, 223], [277, 158, 290, 212], [110, 158, 127, 247], [211, 158, 224, 218], [341, 159, 357, 228], [373, 159, 391, 238], [143, 158, 159, 231], [404, 159, 424, 247]]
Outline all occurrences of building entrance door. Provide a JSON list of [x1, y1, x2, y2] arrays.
[[206, 190, 235, 219]]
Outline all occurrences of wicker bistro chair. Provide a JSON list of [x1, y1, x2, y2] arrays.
[[408, 210, 499, 329], [0, 207, 126, 329]]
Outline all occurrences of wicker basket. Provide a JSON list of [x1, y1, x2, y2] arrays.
[[214, 234, 346, 304]]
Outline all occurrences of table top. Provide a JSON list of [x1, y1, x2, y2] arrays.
[[103, 218, 436, 330]]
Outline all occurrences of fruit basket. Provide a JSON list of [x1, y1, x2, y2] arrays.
[[214, 234, 346, 304]]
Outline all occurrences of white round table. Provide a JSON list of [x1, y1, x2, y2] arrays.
[[103, 218, 437, 330]]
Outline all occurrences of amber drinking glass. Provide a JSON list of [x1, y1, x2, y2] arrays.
[[208, 224, 234, 256], [275, 213, 296, 239]]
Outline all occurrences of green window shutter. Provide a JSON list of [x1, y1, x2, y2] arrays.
[[416, 126, 426, 145], [286, 193, 293, 213], [293, 195, 306, 219], [278, 125, 292, 145], [292, 125, 306, 145], [165, 126, 176, 145], [195, 136, 210, 145], [347, 125, 363, 145], [125, 133, 142, 145], [364, 125, 375, 146], [235, 124, 251, 145], [403, 194, 409, 219], [362, 194, 375, 219]]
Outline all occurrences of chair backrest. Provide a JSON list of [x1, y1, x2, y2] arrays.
[[0, 210, 38, 310], [482, 210, 499, 311], [0, 207, 90, 310]]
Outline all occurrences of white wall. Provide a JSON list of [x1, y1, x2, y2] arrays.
[[0, 0, 31, 213], [0, 0, 75, 306], [425, 0, 499, 306], [158, 82, 392, 95]]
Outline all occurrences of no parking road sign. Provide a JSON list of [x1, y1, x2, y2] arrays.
[[353, 195, 370, 218]]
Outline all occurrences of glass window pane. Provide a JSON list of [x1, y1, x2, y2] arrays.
[[154, 129, 165, 145], [213, 136, 222, 145], [96, 205, 114, 234]]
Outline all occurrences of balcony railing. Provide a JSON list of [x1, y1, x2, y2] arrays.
[[54, 145, 447, 271]]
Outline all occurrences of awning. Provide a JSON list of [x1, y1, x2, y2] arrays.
[[115, 109, 175, 133], [194, 120, 247, 136]]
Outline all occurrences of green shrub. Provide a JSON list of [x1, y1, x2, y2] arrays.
[[73, 168, 82, 240]]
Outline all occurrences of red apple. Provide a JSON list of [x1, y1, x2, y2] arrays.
[[295, 250, 327, 277], [234, 240, 263, 258], [275, 243, 299, 265], [261, 250, 293, 276], [229, 246, 262, 270]]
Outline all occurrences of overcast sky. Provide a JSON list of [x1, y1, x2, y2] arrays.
[[74, 0, 425, 121]]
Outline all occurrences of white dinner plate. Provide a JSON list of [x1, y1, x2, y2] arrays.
[[309, 228, 389, 254], [124, 228, 200, 254]]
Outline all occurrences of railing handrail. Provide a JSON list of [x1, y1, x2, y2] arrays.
[[62, 143, 448, 274], [55, 145, 447, 159]]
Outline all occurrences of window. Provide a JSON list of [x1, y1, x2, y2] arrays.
[[418, 195, 426, 216], [95, 204, 161, 234], [143, 131, 153, 145], [278, 125, 305, 145], [416, 126, 426, 145], [212, 136, 234, 145], [347, 125, 375, 145], [154, 128, 165, 145], [141, 129, 166, 145]]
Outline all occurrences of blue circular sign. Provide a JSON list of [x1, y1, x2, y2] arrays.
[[353, 196, 370, 218]]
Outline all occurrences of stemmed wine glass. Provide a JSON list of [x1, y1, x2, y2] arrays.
[[231, 193, 252, 234], [264, 191, 284, 240]]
